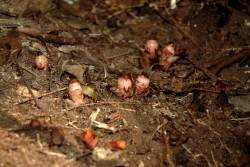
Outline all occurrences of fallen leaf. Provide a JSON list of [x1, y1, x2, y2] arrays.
[[60, 60, 85, 83], [16, 85, 40, 97], [82, 85, 101, 101], [4, 29, 22, 68]]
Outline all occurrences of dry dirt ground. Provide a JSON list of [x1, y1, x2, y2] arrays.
[[0, 0, 250, 167]]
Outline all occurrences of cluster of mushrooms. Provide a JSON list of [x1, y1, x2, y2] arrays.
[[34, 36, 187, 103], [109, 36, 188, 99], [110, 73, 150, 99], [140, 36, 188, 72]]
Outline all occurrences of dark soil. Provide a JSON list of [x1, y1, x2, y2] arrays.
[[0, 0, 250, 167]]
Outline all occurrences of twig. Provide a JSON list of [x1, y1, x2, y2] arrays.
[[203, 55, 228, 68], [74, 48, 107, 79], [172, 22, 204, 51], [15, 61, 40, 108], [0, 75, 17, 86], [61, 152, 92, 166], [92, 121, 117, 133], [196, 119, 221, 138], [185, 107, 232, 153], [106, 50, 134, 59], [14, 87, 67, 105], [66, 101, 137, 111], [212, 49, 250, 75], [65, 121, 82, 130], [85, 108, 100, 128], [119, 108, 136, 111], [154, 10, 204, 52], [18, 64, 40, 78], [21, 148, 31, 165], [163, 128, 177, 167], [17, 27, 84, 45], [36, 133, 43, 149], [181, 144, 201, 159], [37, 150, 67, 158], [186, 87, 219, 93], [229, 117, 250, 121], [211, 150, 218, 167], [149, 122, 166, 140], [186, 55, 221, 85]]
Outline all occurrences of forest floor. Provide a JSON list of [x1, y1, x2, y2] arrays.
[[0, 0, 250, 166]]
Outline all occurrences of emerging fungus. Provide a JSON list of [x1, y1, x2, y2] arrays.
[[50, 127, 65, 145], [158, 42, 180, 72], [68, 78, 86, 105], [140, 36, 159, 67], [29, 118, 41, 128], [117, 75, 132, 92], [35, 51, 49, 71], [135, 73, 150, 95], [111, 74, 133, 99]]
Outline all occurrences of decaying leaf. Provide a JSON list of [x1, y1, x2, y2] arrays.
[[82, 85, 101, 101], [71, 48, 108, 79], [56, 0, 91, 18], [0, 19, 18, 28], [16, 85, 40, 98], [63, 16, 95, 32], [85, 108, 100, 128], [60, 60, 85, 83], [0, 38, 10, 66], [17, 27, 41, 37], [4, 29, 22, 68]]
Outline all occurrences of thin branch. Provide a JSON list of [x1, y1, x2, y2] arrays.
[[211, 151, 218, 167], [163, 129, 176, 167], [105, 50, 134, 59], [154, 10, 204, 52], [186, 87, 219, 93], [14, 87, 67, 105], [203, 55, 228, 68], [60, 152, 92, 166], [66, 101, 137, 111], [15, 61, 40, 108], [37, 150, 67, 158], [186, 55, 221, 85], [18, 64, 40, 78], [212, 49, 250, 75], [230, 117, 250, 121]]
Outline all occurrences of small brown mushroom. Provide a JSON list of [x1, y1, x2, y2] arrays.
[[51, 127, 65, 145], [29, 118, 41, 128]]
